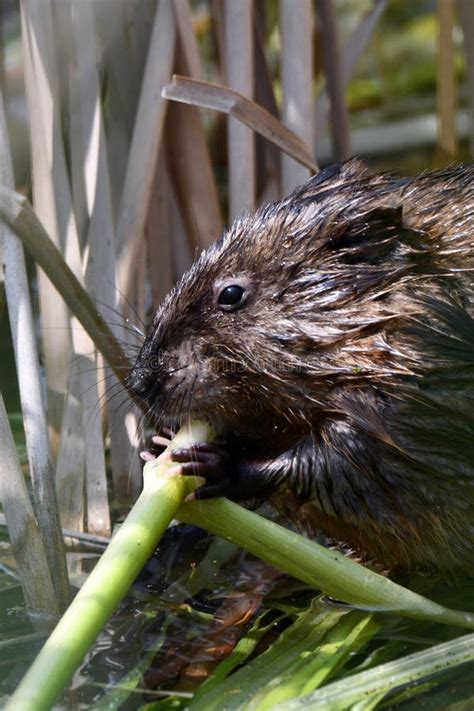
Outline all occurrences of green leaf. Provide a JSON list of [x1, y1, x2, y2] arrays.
[[188, 598, 349, 711], [273, 632, 474, 710]]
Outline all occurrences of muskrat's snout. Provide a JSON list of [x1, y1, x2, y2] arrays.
[[126, 349, 159, 407], [128, 332, 201, 420]]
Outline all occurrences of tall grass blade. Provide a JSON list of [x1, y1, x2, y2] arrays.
[[162, 76, 318, 172], [276, 633, 474, 710], [179, 498, 474, 630]]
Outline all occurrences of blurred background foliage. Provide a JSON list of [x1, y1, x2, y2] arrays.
[[0, 0, 472, 194]]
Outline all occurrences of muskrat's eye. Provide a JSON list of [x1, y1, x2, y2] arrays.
[[217, 284, 246, 311]]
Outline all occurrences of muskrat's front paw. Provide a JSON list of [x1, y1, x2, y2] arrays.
[[170, 442, 271, 502], [139, 429, 176, 462], [170, 441, 235, 499]]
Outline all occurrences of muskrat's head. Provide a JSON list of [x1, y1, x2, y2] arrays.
[[128, 160, 432, 432]]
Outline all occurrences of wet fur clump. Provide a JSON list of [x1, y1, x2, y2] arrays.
[[129, 160, 474, 571]]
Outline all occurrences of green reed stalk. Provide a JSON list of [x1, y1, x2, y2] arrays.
[[7, 420, 474, 710]]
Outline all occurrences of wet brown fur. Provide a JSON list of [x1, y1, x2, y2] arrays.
[[130, 160, 474, 571]]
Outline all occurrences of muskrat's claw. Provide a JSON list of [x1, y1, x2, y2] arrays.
[[170, 442, 236, 499], [171, 443, 227, 483], [152, 434, 173, 449], [170, 442, 274, 502], [140, 449, 157, 462], [139, 431, 174, 462], [161, 427, 176, 439]]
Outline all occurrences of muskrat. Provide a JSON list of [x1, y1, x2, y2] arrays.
[[128, 159, 474, 571]]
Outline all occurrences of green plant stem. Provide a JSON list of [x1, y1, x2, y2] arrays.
[[6, 422, 213, 711], [274, 632, 474, 710], [7, 420, 474, 710], [178, 500, 474, 630]]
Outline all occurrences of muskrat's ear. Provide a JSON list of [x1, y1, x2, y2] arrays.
[[338, 157, 368, 181], [331, 204, 413, 264], [333, 204, 405, 248], [290, 158, 367, 201], [358, 205, 405, 230]]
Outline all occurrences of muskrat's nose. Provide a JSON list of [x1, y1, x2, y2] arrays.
[[127, 357, 155, 402]]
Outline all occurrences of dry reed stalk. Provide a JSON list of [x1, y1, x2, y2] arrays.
[[224, 0, 255, 220], [317, 0, 352, 161], [123, 0, 158, 132], [254, 3, 281, 202], [211, 0, 226, 81], [20, 0, 72, 444], [72, 0, 144, 506], [0, 2, 5, 92], [166, 69, 223, 248], [173, 0, 204, 81], [0, 396, 59, 621], [0, 86, 69, 611], [0, 109, 59, 610], [437, 0, 458, 160], [131, 0, 158, 51], [59, 342, 107, 534], [71, 0, 136, 523], [280, 0, 314, 194], [0, 190, 130, 380], [94, 1, 152, 221], [116, 0, 177, 305], [162, 77, 318, 172], [54, 0, 88, 248], [54, 361, 85, 533], [0, 222, 3, 311], [0, 184, 140, 509], [78, 351, 111, 536], [26, 0, 109, 536], [52, 0, 100, 534], [315, 0, 387, 137], [458, 0, 474, 156], [168, 162, 195, 278], [168, 0, 223, 248], [0, 514, 110, 547], [147, 154, 174, 304], [69, 82, 89, 250], [95, 0, 137, 140], [137, 242, 148, 326], [106, 400, 143, 507]]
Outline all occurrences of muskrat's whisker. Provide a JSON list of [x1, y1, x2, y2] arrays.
[[106, 281, 147, 331], [91, 296, 146, 334]]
